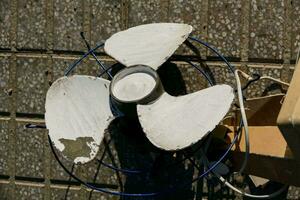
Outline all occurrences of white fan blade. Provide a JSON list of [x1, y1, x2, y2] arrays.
[[104, 23, 193, 70], [137, 85, 234, 151], [45, 75, 113, 164]]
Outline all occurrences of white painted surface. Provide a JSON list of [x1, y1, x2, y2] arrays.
[[112, 72, 156, 102], [137, 85, 234, 151], [45, 75, 113, 163], [104, 23, 193, 69]]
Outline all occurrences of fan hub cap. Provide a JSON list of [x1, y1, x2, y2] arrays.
[[110, 65, 163, 105]]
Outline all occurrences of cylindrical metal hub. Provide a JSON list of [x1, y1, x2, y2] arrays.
[[110, 65, 164, 116]]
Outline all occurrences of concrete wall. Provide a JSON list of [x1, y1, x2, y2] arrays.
[[0, 0, 299, 199]]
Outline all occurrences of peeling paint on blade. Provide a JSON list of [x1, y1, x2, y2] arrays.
[[59, 137, 98, 164], [45, 75, 113, 164]]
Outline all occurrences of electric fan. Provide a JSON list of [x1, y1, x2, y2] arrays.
[[45, 23, 234, 164]]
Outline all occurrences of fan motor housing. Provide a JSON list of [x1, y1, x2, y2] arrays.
[[110, 65, 164, 116]]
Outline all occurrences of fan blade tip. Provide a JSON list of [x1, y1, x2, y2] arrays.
[[209, 84, 234, 97], [219, 84, 235, 99], [182, 23, 193, 32], [222, 84, 234, 90]]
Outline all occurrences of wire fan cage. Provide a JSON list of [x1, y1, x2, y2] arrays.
[[28, 32, 246, 198]]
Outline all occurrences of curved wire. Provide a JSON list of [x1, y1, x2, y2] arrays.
[[188, 36, 235, 74], [96, 159, 145, 175], [98, 64, 114, 77], [183, 60, 214, 86], [80, 32, 113, 79], [241, 73, 261, 91], [64, 42, 105, 76]]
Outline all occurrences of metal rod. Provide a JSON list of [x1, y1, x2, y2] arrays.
[[80, 32, 113, 79]]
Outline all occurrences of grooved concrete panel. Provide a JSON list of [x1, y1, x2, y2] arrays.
[[53, 0, 84, 51], [0, 183, 11, 200], [292, 1, 300, 60], [208, 0, 242, 57], [88, 192, 113, 200], [128, 0, 161, 27], [249, 0, 285, 59], [17, 0, 47, 50], [16, 122, 45, 178], [0, 120, 9, 175], [16, 56, 48, 114], [169, 0, 204, 36], [50, 188, 80, 200], [0, 56, 10, 113], [15, 185, 44, 200], [50, 151, 74, 181], [52, 57, 80, 80], [52, 57, 95, 81], [90, 0, 122, 48], [0, 0, 11, 49], [207, 64, 236, 87], [169, 0, 206, 55]]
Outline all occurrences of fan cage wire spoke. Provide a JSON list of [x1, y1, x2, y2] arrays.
[[64, 42, 105, 76], [188, 36, 235, 74], [45, 36, 246, 197], [79, 32, 113, 79]]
